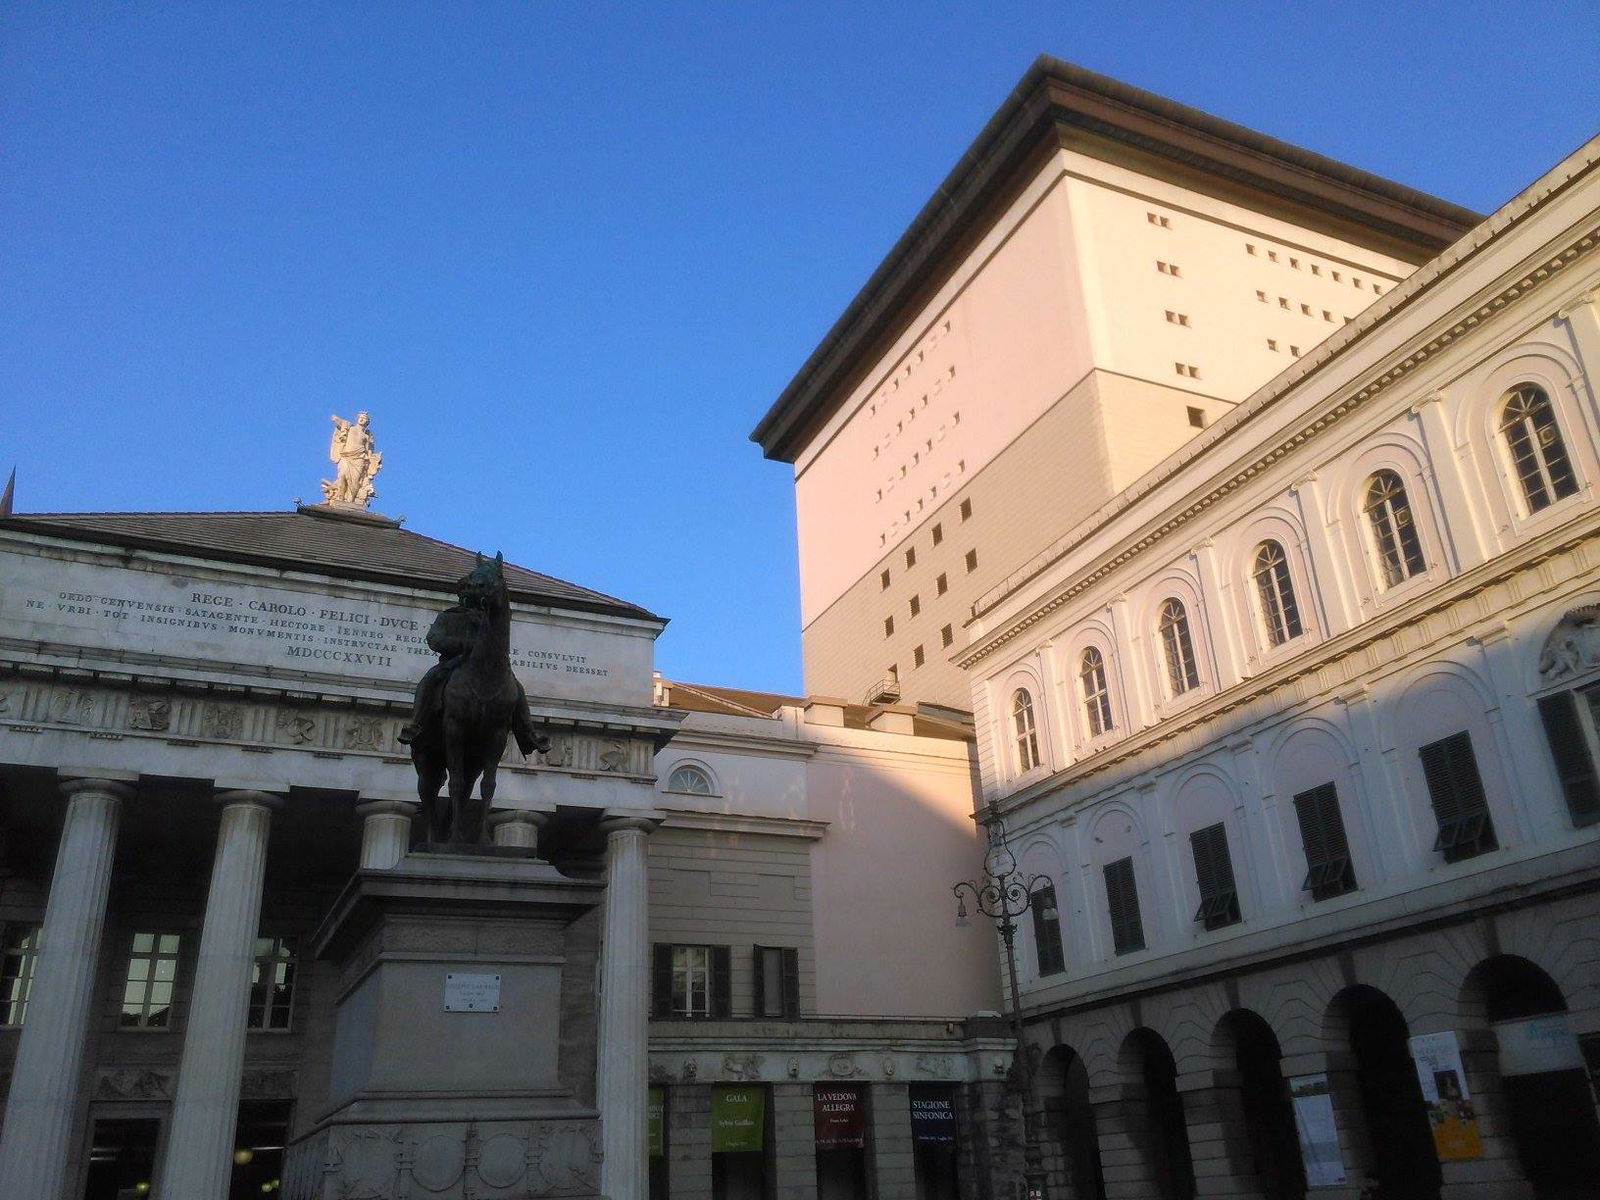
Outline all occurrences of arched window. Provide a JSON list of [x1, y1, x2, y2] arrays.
[[1080, 647, 1113, 736], [1253, 540, 1303, 646], [1158, 598, 1200, 695], [1500, 384, 1578, 512], [1012, 689, 1041, 772], [1363, 470, 1425, 587], [665, 764, 715, 795]]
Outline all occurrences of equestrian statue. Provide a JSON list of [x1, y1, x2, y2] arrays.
[[399, 552, 549, 845]]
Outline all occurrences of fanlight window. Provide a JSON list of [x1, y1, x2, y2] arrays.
[[1363, 470, 1425, 587], [1500, 384, 1578, 512], [1253, 541, 1303, 646], [1012, 689, 1041, 773], [1158, 598, 1200, 695], [1080, 647, 1113, 737], [665, 764, 715, 795]]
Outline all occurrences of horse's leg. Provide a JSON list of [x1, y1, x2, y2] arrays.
[[413, 746, 446, 847], [445, 716, 472, 843], [473, 735, 501, 845]]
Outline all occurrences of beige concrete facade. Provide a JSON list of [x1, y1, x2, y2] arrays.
[[759, 59, 1475, 710]]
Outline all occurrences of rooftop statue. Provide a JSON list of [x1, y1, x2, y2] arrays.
[[321, 411, 382, 507], [401, 552, 550, 846]]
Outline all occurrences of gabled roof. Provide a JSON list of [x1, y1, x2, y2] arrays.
[[751, 55, 1484, 463], [0, 507, 661, 622]]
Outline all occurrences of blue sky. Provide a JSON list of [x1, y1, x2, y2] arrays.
[[4, 4, 1597, 694]]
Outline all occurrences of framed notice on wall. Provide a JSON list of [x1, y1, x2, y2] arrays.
[[1407, 1031, 1483, 1161], [813, 1085, 865, 1149], [711, 1086, 764, 1154], [1287, 1074, 1346, 1187]]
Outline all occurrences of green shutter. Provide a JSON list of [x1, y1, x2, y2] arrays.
[[751, 946, 766, 1019], [781, 948, 800, 1018], [1538, 692, 1600, 826], [711, 945, 731, 1018], [1105, 858, 1144, 953]]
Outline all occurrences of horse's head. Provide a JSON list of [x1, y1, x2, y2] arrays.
[[457, 551, 507, 609]]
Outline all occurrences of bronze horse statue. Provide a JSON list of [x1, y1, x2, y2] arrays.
[[408, 552, 548, 845]]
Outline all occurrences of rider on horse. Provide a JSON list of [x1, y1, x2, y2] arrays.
[[397, 563, 546, 757]]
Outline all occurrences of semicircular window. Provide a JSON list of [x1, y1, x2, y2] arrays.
[[665, 764, 715, 795]]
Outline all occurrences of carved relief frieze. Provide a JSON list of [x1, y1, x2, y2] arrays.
[[344, 714, 385, 752], [722, 1052, 764, 1080], [276, 709, 317, 745], [240, 1068, 297, 1098], [49, 688, 94, 725], [127, 696, 171, 731], [597, 740, 627, 772], [94, 1067, 171, 1100], [200, 703, 243, 740]]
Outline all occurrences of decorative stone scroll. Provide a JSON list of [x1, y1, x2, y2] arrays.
[[1538, 605, 1600, 682]]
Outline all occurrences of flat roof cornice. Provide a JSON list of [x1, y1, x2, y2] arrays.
[[751, 55, 1483, 464]]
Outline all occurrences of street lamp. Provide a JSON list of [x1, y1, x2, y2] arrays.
[[953, 800, 1049, 1200]]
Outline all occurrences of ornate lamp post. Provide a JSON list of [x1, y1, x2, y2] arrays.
[[954, 800, 1049, 1200]]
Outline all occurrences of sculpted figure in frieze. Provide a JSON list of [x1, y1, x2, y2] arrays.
[[400, 553, 549, 845], [321, 411, 382, 507]]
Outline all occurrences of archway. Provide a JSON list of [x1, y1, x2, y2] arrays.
[[1465, 954, 1600, 1196], [1119, 1029, 1196, 1200], [1037, 1046, 1104, 1200], [1215, 1010, 1305, 1199], [1328, 985, 1441, 1199]]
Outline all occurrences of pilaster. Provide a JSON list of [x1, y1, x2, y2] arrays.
[[772, 1081, 819, 1200], [870, 1081, 916, 1199]]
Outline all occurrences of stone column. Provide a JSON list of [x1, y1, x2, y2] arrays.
[[489, 808, 548, 853], [0, 774, 132, 1200], [355, 799, 418, 869], [157, 789, 282, 1200], [597, 816, 656, 1200]]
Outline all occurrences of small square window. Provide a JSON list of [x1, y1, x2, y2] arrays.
[[1267, 339, 1278, 351], [905, 547, 916, 570], [941, 624, 954, 648], [1267, 250, 1278, 262], [1373, 283, 1384, 294], [879, 569, 890, 591], [1323, 310, 1333, 322], [1290, 345, 1301, 357], [1310, 263, 1321, 276], [1352, 277, 1362, 288], [909, 595, 921, 617], [1246, 243, 1257, 255], [1289, 257, 1299, 269], [1186, 406, 1205, 429], [1279, 297, 1290, 309], [931, 523, 943, 546], [965, 549, 978, 573], [936, 572, 948, 596], [1332, 270, 1342, 282], [1301, 303, 1312, 316], [913, 645, 925, 668], [883, 616, 894, 637], [959, 499, 972, 521], [1255, 290, 1267, 302]]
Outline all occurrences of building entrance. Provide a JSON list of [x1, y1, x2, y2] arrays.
[[1221, 1010, 1305, 1199], [1125, 1029, 1195, 1200], [1472, 955, 1600, 1197], [1335, 985, 1441, 1199]]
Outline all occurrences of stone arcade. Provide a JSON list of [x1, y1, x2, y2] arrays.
[[0, 503, 680, 1198]]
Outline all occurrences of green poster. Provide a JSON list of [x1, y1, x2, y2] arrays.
[[648, 1087, 665, 1157], [711, 1085, 765, 1153]]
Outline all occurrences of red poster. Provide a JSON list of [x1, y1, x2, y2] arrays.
[[813, 1085, 865, 1149]]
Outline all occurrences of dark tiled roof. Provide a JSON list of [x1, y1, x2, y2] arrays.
[[0, 508, 659, 621]]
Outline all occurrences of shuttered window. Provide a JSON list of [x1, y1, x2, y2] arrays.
[[1030, 883, 1066, 976], [753, 946, 800, 1018], [652, 944, 731, 1018], [1537, 691, 1600, 827], [1293, 783, 1357, 899], [1103, 858, 1144, 954], [1189, 823, 1241, 930], [1418, 732, 1498, 863]]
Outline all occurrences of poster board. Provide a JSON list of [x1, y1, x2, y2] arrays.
[[1287, 1074, 1346, 1187], [1408, 1031, 1482, 1161]]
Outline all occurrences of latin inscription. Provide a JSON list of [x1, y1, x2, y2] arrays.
[[3, 572, 617, 690]]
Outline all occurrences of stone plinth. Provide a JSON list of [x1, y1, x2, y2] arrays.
[[284, 852, 606, 1200]]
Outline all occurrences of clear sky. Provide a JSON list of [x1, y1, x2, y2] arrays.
[[4, 4, 1597, 694]]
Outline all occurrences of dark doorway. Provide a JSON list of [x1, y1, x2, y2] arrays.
[[1221, 1010, 1305, 1199], [1125, 1029, 1196, 1200], [909, 1083, 960, 1200], [1041, 1047, 1105, 1200], [230, 1100, 291, 1198], [1475, 955, 1600, 1197], [84, 1117, 160, 1200], [1338, 985, 1441, 1199]]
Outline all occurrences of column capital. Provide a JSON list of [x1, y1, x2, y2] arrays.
[[215, 789, 285, 812], [355, 798, 421, 820], [58, 775, 137, 803], [598, 814, 661, 838], [488, 808, 552, 830]]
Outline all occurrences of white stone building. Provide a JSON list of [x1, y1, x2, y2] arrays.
[[952, 131, 1600, 1199]]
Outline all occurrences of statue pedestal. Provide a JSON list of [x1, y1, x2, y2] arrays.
[[284, 853, 607, 1199]]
